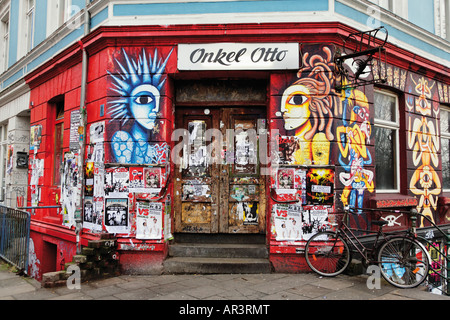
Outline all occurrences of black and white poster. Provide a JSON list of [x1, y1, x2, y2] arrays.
[[105, 198, 129, 234], [104, 167, 129, 197], [89, 121, 105, 143]]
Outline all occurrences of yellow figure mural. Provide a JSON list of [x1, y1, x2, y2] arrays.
[[407, 75, 441, 227]]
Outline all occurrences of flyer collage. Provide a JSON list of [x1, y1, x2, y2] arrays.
[[271, 166, 335, 242], [65, 120, 170, 240]]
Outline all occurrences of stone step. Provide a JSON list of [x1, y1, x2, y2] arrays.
[[169, 243, 268, 259], [163, 257, 272, 274], [172, 233, 266, 244]]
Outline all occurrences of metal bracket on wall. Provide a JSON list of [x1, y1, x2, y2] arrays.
[[334, 26, 388, 91]]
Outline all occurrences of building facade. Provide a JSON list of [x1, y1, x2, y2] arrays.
[[0, 0, 449, 280]]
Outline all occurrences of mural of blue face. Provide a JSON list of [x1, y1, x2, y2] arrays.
[[129, 84, 161, 130], [108, 48, 173, 164]]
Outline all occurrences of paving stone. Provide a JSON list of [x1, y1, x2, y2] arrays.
[[182, 285, 226, 299], [113, 288, 157, 300], [286, 284, 333, 299], [261, 290, 309, 300], [0, 282, 37, 298]]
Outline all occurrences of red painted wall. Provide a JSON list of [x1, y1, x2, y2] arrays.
[[24, 23, 450, 278]]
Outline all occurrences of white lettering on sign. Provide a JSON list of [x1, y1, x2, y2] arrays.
[[311, 185, 331, 194], [178, 43, 299, 70]]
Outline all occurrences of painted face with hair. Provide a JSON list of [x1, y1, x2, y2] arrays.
[[108, 48, 172, 164], [279, 46, 337, 165], [281, 84, 311, 131]]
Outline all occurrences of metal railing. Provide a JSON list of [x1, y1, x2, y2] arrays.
[[409, 210, 450, 296], [0, 205, 31, 274]]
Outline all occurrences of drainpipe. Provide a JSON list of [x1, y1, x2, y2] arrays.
[[75, 1, 91, 255]]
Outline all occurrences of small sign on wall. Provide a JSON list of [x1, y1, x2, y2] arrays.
[[178, 43, 300, 71]]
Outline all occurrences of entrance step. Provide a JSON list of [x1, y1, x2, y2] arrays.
[[164, 257, 271, 274], [169, 243, 268, 259], [163, 234, 271, 274]]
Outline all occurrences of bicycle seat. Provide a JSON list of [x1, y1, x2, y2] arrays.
[[372, 220, 388, 227]]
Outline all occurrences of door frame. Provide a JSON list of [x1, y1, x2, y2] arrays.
[[173, 105, 268, 234]]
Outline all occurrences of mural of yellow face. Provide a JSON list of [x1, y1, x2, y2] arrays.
[[281, 84, 311, 132]]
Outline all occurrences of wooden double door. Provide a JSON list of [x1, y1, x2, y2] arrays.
[[174, 106, 267, 234]]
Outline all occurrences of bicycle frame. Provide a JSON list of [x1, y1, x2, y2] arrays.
[[332, 208, 416, 265]]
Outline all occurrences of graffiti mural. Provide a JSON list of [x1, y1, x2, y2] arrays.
[[407, 75, 441, 227], [273, 44, 376, 232], [108, 48, 173, 164], [336, 85, 374, 227], [280, 45, 339, 166]]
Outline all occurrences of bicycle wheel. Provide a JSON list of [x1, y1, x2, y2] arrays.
[[305, 231, 351, 277], [377, 237, 429, 289]]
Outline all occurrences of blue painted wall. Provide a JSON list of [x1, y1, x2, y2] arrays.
[[34, 0, 48, 47], [113, 0, 329, 16]]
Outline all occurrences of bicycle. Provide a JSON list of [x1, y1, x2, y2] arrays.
[[304, 206, 430, 289]]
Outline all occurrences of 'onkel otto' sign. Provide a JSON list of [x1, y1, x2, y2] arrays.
[[178, 43, 300, 71]]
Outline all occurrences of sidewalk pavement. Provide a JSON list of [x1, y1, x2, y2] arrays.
[[1, 261, 449, 302]]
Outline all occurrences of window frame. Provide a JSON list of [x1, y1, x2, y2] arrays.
[[441, 105, 450, 192], [53, 100, 65, 186], [0, 7, 9, 73], [26, 0, 35, 52], [374, 89, 400, 193]]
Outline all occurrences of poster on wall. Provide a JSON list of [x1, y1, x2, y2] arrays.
[[129, 167, 146, 193], [89, 143, 104, 163], [85, 162, 94, 196], [276, 135, 302, 165], [83, 197, 95, 230], [302, 205, 330, 240], [136, 201, 163, 240], [30, 125, 43, 150], [93, 197, 104, 232], [104, 167, 129, 197], [90, 121, 105, 143], [230, 202, 259, 225], [93, 164, 105, 198], [306, 168, 335, 205], [30, 156, 44, 207], [61, 153, 81, 228], [295, 168, 307, 204], [273, 204, 302, 241], [105, 198, 129, 234], [69, 110, 81, 152]]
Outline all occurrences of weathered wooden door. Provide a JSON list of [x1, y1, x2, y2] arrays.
[[174, 107, 266, 234]]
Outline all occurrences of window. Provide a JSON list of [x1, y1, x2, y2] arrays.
[[52, 97, 64, 186], [374, 90, 400, 192], [441, 106, 450, 190], [26, 0, 35, 51], [1, 11, 9, 73], [0, 124, 8, 203], [368, 0, 408, 20], [370, 0, 393, 11]]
